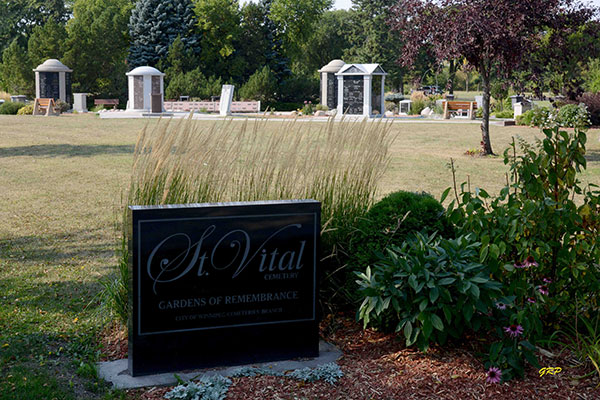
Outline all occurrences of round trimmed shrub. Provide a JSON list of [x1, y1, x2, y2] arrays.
[[17, 104, 34, 115], [347, 191, 454, 273], [0, 101, 26, 115]]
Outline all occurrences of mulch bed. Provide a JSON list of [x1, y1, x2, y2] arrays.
[[100, 314, 599, 399]]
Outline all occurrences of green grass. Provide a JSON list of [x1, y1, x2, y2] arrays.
[[0, 114, 599, 398]]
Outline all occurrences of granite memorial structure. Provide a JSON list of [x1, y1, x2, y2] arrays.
[[318, 59, 346, 111], [33, 59, 72, 104], [126, 66, 165, 113], [335, 63, 387, 117], [128, 200, 320, 376]]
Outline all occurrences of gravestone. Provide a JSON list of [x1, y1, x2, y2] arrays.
[[128, 200, 320, 376], [219, 85, 234, 116], [73, 93, 88, 112]]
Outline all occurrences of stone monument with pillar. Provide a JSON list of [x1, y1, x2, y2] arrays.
[[33, 59, 72, 104], [126, 66, 165, 113], [335, 63, 387, 117], [318, 59, 346, 110]]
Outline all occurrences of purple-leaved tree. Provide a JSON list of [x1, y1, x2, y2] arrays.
[[388, 0, 595, 155]]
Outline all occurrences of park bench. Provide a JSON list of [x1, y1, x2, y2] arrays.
[[32, 98, 59, 116], [94, 99, 119, 109], [444, 100, 477, 119]]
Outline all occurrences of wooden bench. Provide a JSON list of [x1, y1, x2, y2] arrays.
[[33, 98, 59, 116], [94, 99, 119, 109], [444, 101, 477, 119]]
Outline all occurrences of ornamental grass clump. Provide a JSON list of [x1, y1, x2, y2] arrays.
[[108, 116, 393, 324]]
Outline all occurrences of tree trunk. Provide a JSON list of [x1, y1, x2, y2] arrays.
[[480, 62, 494, 155], [447, 59, 456, 95]]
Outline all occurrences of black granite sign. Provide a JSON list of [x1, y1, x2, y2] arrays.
[[343, 76, 363, 115], [128, 200, 320, 376]]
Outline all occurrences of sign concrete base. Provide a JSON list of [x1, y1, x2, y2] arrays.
[[98, 340, 341, 389]]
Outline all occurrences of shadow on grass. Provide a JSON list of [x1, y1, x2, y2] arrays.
[[585, 149, 600, 163], [0, 144, 134, 158], [0, 229, 115, 264]]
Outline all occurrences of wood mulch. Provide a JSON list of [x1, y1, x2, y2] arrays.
[[100, 314, 600, 400]]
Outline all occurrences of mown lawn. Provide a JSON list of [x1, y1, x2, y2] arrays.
[[0, 114, 598, 398]]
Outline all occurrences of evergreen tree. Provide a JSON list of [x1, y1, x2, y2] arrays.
[[128, 0, 198, 68], [0, 39, 34, 95], [236, 2, 271, 83], [27, 20, 68, 68], [261, 0, 290, 84]]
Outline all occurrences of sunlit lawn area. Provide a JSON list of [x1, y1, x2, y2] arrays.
[[0, 114, 599, 398]]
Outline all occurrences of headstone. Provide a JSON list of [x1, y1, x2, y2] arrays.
[[219, 85, 234, 116], [10, 95, 27, 103], [73, 93, 88, 112], [128, 200, 320, 377], [399, 99, 411, 114], [475, 96, 483, 108], [420, 106, 432, 116]]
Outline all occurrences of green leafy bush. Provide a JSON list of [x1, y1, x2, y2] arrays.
[[515, 106, 550, 127], [301, 101, 314, 115], [347, 191, 453, 272], [409, 99, 426, 115], [0, 101, 25, 114], [445, 123, 600, 380], [263, 102, 303, 111], [55, 99, 70, 113], [493, 109, 514, 118], [556, 103, 591, 128], [315, 104, 328, 111], [16, 103, 33, 115], [356, 233, 502, 351]]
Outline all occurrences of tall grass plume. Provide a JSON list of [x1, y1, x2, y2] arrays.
[[111, 116, 394, 323]]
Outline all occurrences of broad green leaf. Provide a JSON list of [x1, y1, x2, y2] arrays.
[[431, 314, 444, 331]]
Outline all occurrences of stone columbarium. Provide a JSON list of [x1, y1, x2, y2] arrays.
[[33, 59, 72, 104], [126, 66, 165, 113]]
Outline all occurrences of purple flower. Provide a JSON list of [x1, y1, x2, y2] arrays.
[[486, 367, 502, 384], [538, 285, 549, 295], [527, 297, 536, 304], [504, 324, 524, 338], [514, 261, 526, 269], [543, 277, 552, 284], [524, 256, 538, 267], [495, 302, 507, 310]]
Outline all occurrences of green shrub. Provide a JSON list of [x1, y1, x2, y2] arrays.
[[16, 103, 33, 115], [239, 66, 278, 103], [516, 106, 551, 127], [347, 191, 453, 271], [263, 102, 303, 111], [556, 103, 590, 128], [445, 123, 600, 380], [165, 69, 223, 100], [315, 104, 328, 111], [409, 99, 426, 115], [0, 101, 25, 114], [55, 99, 70, 113], [493, 109, 514, 119], [356, 233, 502, 351], [301, 101, 314, 115]]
